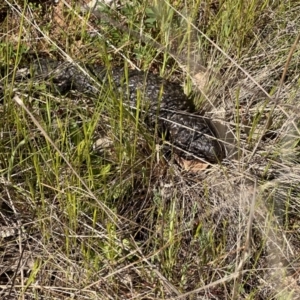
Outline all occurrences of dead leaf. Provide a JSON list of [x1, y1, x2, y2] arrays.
[[175, 155, 209, 172]]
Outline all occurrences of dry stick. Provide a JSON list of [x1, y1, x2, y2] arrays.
[[277, 32, 300, 100]]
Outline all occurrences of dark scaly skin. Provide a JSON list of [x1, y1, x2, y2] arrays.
[[18, 58, 225, 163]]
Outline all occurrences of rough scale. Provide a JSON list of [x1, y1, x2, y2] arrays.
[[3, 58, 225, 163]]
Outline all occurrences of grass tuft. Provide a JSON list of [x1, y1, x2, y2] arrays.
[[0, 0, 300, 299]]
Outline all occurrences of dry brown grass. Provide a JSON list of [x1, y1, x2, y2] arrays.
[[1, 0, 300, 299]]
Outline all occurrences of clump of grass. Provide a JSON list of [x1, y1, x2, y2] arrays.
[[0, 0, 300, 299]]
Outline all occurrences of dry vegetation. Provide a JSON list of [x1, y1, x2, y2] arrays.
[[0, 0, 300, 299]]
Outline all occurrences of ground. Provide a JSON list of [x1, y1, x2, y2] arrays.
[[0, 0, 300, 299]]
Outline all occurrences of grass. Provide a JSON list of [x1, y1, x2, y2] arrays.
[[0, 0, 300, 299]]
